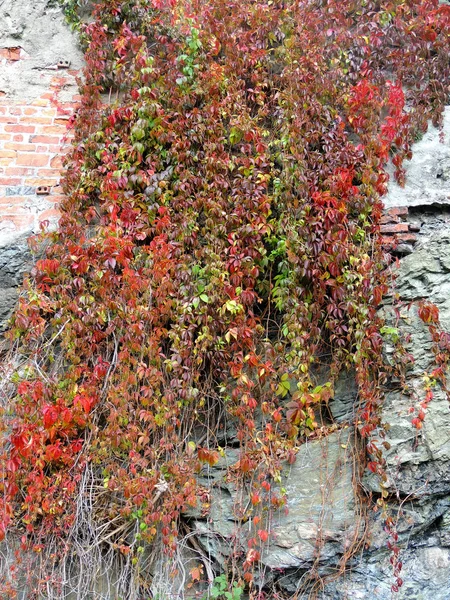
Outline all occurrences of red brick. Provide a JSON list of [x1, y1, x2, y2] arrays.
[[52, 77, 68, 86], [9, 107, 22, 115], [57, 106, 74, 117], [5, 167, 34, 176], [0, 47, 21, 61], [0, 107, 6, 115], [381, 236, 397, 247], [0, 196, 27, 207], [50, 155, 64, 169], [38, 168, 62, 177], [380, 223, 409, 234], [386, 206, 408, 217], [5, 124, 35, 133], [47, 194, 64, 203], [39, 125, 67, 134], [13, 134, 24, 142], [380, 214, 400, 225], [16, 153, 49, 167], [4, 142, 36, 152], [21, 116, 53, 124], [31, 98, 50, 107], [30, 135, 60, 144], [1, 213, 34, 228], [0, 177, 20, 185], [23, 108, 38, 116], [24, 178, 58, 187], [0, 150, 16, 159], [0, 134, 9, 140], [0, 116, 18, 124], [39, 208, 61, 223]]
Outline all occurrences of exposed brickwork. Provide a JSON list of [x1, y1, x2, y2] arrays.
[[380, 222, 409, 234], [381, 206, 419, 254], [0, 71, 80, 242]]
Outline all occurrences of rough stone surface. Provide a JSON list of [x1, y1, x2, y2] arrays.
[[189, 429, 363, 582], [384, 106, 450, 209], [0, 235, 31, 331], [322, 107, 450, 598], [329, 371, 358, 423], [322, 546, 450, 600]]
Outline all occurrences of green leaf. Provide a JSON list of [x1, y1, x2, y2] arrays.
[[229, 127, 243, 145]]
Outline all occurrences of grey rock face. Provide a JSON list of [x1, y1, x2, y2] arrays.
[[189, 429, 363, 587], [329, 371, 359, 423], [322, 546, 450, 600], [311, 109, 450, 597], [0, 235, 31, 331], [371, 233, 450, 498], [384, 106, 450, 209]]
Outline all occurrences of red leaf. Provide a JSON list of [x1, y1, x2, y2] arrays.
[[258, 529, 269, 542], [42, 404, 59, 429]]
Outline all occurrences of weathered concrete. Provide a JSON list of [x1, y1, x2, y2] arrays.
[[0, 0, 83, 102], [384, 106, 450, 209]]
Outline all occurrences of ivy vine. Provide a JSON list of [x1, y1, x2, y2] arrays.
[[1, 0, 449, 598]]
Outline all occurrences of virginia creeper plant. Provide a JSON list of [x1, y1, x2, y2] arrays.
[[1, 0, 449, 597]]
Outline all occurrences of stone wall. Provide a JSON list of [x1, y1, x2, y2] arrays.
[[1, 2, 450, 599], [181, 109, 450, 598]]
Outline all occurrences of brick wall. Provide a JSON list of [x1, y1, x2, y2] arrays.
[[0, 0, 83, 331], [0, 70, 80, 244], [381, 207, 418, 255]]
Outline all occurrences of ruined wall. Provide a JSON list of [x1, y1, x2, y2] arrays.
[[0, 0, 83, 330], [0, 2, 450, 599]]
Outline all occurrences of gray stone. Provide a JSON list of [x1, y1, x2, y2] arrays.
[[262, 429, 360, 571], [329, 370, 358, 423], [322, 546, 450, 600], [395, 243, 414, 255], [365, 233, 450, 497], [5, 186, 35, 196], [190, 429, 362, 575], [0, 235, 32, 331], [384, 106, 450, 209], [439, 506, 450, 547]]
